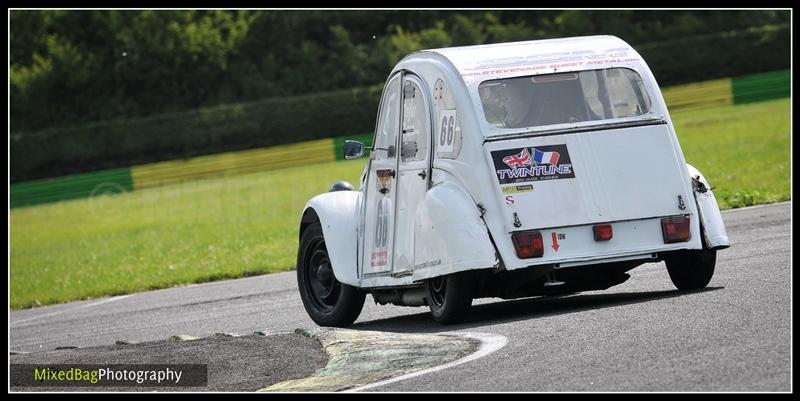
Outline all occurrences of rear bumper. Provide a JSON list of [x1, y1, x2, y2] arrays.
[[503, 215, 702, 271]]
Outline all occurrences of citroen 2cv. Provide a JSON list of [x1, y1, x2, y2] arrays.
[[296, 35, 730, 326]]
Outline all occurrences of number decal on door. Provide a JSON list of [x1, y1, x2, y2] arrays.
[[371, 197, 389, 268], [375, 198, 387, 249], [438, 109, 456, 153]]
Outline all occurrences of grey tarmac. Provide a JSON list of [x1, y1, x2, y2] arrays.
[[10, 202, 792, 391]]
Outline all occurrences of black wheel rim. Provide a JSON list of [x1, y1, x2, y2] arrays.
[[429, 276, 447, 307], [304, 238, 341, 312]]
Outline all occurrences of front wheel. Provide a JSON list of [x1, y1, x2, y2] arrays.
[[664, 249, 717, 290], [297, 222, 365, 327], [425, 272, 475, 325]]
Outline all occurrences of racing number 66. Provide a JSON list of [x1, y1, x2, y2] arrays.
[[438, 110, 456, 153], [439, 115, 454, 146]]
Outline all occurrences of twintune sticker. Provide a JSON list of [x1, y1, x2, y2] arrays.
[[491, 144, 575, 184]]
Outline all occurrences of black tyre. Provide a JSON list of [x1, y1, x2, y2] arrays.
[[664, 249, 717, 290], [425, 272, 475, 324], [297, 222, 365, 327]]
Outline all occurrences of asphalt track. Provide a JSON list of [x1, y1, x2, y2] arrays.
[[10, 333, 326, 391], [9, 202, 792, 391]]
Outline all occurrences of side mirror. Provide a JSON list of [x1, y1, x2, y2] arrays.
[[343, 140, 365, 160]]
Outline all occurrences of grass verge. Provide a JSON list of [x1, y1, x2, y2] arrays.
[[10, 99, 789, 309]]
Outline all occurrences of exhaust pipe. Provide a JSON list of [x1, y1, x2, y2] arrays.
[[372, 287, 427, 307], [400, 287, 427, 307]]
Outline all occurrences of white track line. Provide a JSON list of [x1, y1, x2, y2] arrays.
[[10, 295, 131, 326], [721, 201, 790, 213], [346, 332, 508, 392]]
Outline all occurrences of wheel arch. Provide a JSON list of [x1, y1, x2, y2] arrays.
[[412, 179, 500, 282], [686, 163, 731, 250], [299, 208, 320, 241], [300, 191, 362, 286]]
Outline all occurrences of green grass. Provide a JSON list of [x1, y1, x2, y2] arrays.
[[9, 99, 790, 309], [672, 99, 790, 209], [10, 160, 365, 309]]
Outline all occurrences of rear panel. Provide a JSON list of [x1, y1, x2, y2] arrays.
[[484, 122, 701, 268]]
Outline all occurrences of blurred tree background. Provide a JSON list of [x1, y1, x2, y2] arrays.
[[9, 10, 791, 181]]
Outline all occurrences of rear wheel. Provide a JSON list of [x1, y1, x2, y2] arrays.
[[664, 249, 716, 290], [297, 222, 365, 327], [425, 272, 475, 324]]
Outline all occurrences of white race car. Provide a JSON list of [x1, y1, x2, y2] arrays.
[[296, 35, 730, 326]]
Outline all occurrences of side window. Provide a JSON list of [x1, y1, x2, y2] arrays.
[[580, 71, 608, 119], [432, 78, 462, 159], [400, 80, 428, 162], [605, 68, 651, 118], [375, 75, 400, 160]]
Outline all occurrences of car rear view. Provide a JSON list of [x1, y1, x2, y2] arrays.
[[297, 35, 731, 326], [478, 66, 715, 288]]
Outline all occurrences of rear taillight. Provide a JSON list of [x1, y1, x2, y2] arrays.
[[593, 224, 613, 241], [661, 216, 691, 243], [512, 231, 544, 258]]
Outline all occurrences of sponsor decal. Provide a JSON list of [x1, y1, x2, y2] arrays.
[[505, 196, 515, 205], [492, 144, 575, 184], [376, 169, 393, 194], [501, 184, 534, 194], [461, 48, 641, 78], [414, 259, 442, 270], [371, 250, 388, 267]]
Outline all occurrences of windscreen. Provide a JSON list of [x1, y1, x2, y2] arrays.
[[478, 68, 652, 129]]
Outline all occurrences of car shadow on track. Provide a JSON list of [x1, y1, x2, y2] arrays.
[[351, 287, 723, 334]]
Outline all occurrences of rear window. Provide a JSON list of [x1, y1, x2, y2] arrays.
[[478, 68, 652, 129]]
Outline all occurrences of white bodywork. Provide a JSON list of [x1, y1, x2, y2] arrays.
[[411, 177, 498, 282], [686, 164, 731, 250], [301, 35, 729, 289], [302, 191, 361, 286]]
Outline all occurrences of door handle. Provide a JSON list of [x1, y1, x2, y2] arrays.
[[418, 170, 427, 179]]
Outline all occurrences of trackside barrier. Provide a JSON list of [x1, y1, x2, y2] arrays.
[[9, 70, 788, 208], [660, 69, 788, 111]]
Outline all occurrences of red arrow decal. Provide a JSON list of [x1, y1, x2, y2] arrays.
[[551, 232, 560, 252]]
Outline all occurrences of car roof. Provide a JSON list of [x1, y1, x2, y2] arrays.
[[420, 35, 642, 87]]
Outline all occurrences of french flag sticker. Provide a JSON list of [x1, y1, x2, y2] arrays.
[[532, 148, 560, 165]]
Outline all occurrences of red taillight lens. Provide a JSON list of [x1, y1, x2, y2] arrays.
[[512, 231, 544, 258], [661, 216, 691, 243], [593, 224, 613, 241]]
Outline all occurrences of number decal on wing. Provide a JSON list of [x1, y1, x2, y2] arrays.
[[438, 109, 456, 153]]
